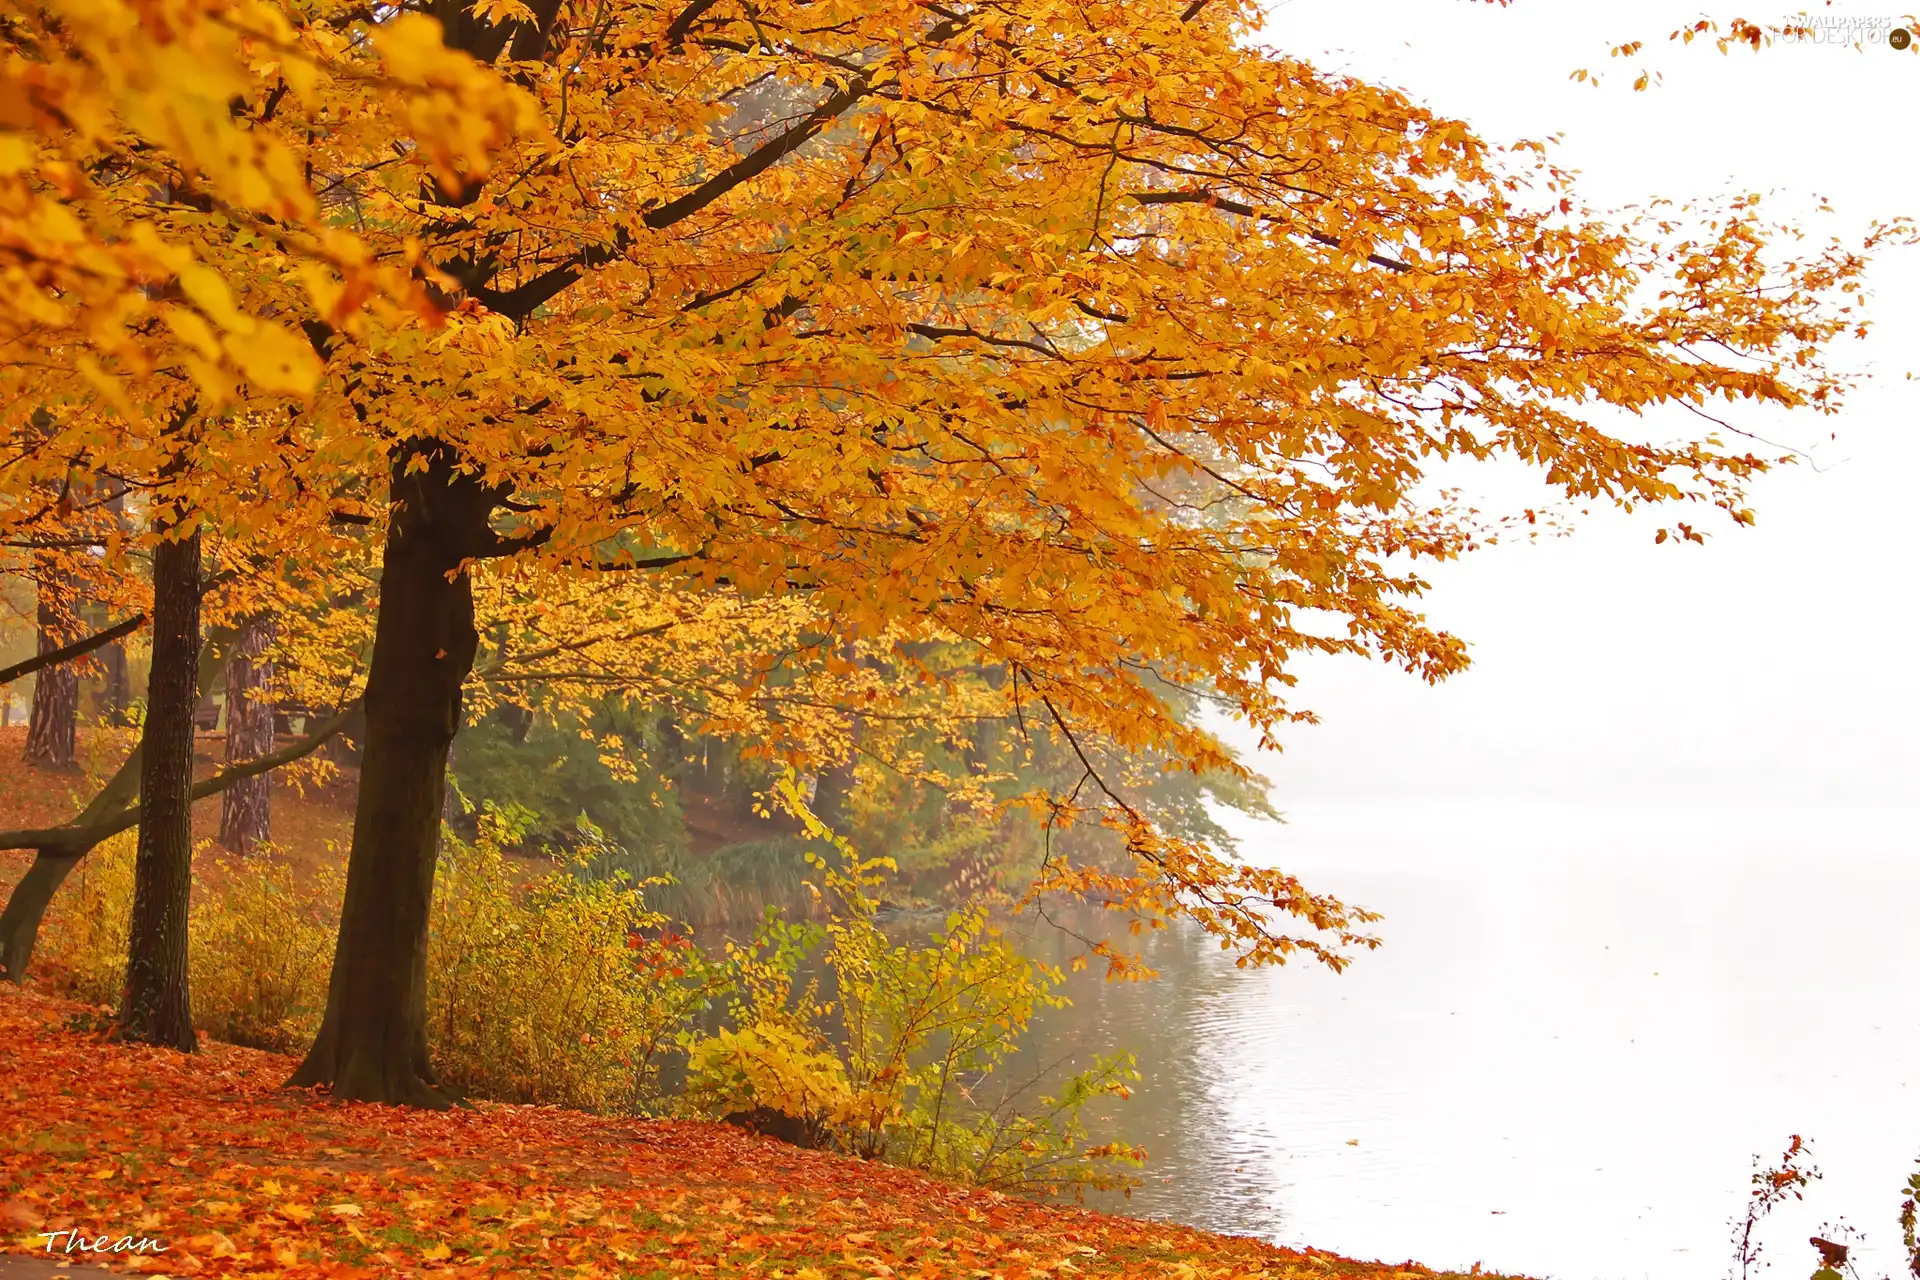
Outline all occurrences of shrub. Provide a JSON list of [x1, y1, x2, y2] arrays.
[[36, 785, 1141, 1201], [684, 1022, 854, 1146], [38, 833, 136, 1007], [40, 837, 336, 1051], [188, 850, 337, 1052], [682, 774, 1144, 1197], [427, 805, 716, 1112]]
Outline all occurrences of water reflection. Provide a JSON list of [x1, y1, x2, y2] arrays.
[[994, 801, 1920, 1280]]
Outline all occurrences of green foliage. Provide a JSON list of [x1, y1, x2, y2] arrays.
[[451, 706, 688, 876], [681, 774, 1143, 1197]]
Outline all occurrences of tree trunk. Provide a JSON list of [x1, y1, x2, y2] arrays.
[[25, 566, 79, 771], [117, 528, 201, 1050], [289, 444, 490, 1106], [103, 480, 132, 726], [811, 645, 863, 834], [0, 850, 83, 981], [812, 755, 857, 833], [218, 614, 276, 853], [103, 641, 129, 727]]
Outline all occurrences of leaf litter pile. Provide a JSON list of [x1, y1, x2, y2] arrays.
[[2, 989, 1500, 1279]]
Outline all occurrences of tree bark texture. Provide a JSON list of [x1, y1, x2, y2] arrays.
[[117, 528, 201, 1051], [289, 443, 490, 1105], [219, 614, 276, 853], [25, 564, 79, 770]]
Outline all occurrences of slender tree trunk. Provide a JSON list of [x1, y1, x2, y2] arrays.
[[811, 644, 863, 833], [103, 481, 131, 726], [441, 738, 458, 829], [117, 528, 201, 1050], [812, 755, 857, 832], [289, 444, 490, 1105], [25, 564, 79, 770], [103, 643, 129, 727], [219, 614, 275, 853]]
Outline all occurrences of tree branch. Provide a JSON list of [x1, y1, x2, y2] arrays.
[[0, 700, 361, 854], [1125, 190, 1413, 273], [642, 76, 871, 230], [0, 613, 147, 687]]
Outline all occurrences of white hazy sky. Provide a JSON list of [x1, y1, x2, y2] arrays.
[[1219, 0, 1920, 806]]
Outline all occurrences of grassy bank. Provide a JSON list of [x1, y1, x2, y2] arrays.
[[0, 987, 1510, 1280]]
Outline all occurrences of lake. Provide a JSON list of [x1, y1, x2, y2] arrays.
[[1004, 800, 1920, 1280]]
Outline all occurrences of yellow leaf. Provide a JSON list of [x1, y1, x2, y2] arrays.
[[225, 321, 321, 395], [179, 264, 254, 334], [162, 305, 224, 361]]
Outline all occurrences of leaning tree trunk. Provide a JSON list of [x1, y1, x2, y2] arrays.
[[25, 565, 79, 770], [0, 740, 139, 982], [289, 444, 490, 1106], [117, 528, 201, 1050], [0, 737, 143, 983], [218, 614, 276, 853], [1, 849, 86, 981]]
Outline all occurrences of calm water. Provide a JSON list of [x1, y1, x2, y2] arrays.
[[1005, 800, 1920, 1280]]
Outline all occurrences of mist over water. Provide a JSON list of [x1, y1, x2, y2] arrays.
[[1014, 800, 1920, 1280]]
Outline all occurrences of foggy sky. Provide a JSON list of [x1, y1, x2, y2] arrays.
[[1225, 0, 1920, 807]]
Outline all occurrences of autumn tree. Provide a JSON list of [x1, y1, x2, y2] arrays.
[[4, 0, 1888, 1103]]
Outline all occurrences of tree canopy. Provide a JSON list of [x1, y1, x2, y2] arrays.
[[0, 0, 1890, 1099]]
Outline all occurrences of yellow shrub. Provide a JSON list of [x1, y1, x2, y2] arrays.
[[40, 838, 336, 1050], [188, 850, 337, 1052], [684, 1022, 854, 1130], [427, 811, 710, 1112], [37, 833, 136, 1007]]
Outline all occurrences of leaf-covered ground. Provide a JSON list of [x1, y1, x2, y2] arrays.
[[2, 987, 1509, 1279]]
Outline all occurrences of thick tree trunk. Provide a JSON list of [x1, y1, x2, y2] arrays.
[[25, 566, 79, 771], [117, 529, 201, 1051], [289, 444, 490, 1106], [219, 614, 276, 853]]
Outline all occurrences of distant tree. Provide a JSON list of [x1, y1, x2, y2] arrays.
[[218, 613, 276, 853], [24, 563, 79, 771]]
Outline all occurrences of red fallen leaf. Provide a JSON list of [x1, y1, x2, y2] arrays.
[[0, 985, 1524, 1280]]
